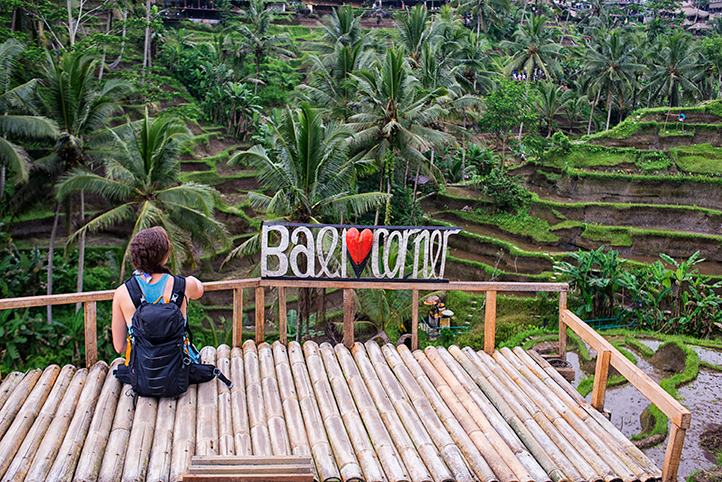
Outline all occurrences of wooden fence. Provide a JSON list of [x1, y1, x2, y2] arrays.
[[0, 278, 690, 481]]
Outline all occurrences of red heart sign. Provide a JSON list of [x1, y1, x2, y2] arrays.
[[347, 228, 373, 266]]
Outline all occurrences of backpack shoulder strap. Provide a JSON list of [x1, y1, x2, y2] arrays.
[[124, 276, 145, 308], [170, 275, 186, 308]]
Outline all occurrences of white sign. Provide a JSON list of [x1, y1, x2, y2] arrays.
[[261, 223, 461, 281]]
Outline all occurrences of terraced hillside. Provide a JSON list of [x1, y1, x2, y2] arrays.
[[424, 101, 722, 282]]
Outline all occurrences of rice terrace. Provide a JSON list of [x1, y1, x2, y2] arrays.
[[1, 0, 722, 480]]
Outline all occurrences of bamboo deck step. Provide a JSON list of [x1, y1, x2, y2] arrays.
[[182, 455, 314, 481]]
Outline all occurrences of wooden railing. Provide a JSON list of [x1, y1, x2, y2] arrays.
[[0, 278, 689, 481]]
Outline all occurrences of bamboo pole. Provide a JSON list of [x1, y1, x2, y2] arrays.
[[0, 368, 42, 440], [217, 345, 235, 456], [258, 342, 291, 456], [449, 346, 566, 482], [334, 343, 410, 482], [85, 301, 97, 367], [460, 347, 583, 482], [417, 347, 531, 482], [73, 359, 123, 482], [492, 348, 630, 482], [122, 395, 159, 482], [513, 348, 659, 481], [318, 343, 386, 482], [146, 396, 177, 482], [23, 368, 88, 482], [0, 365, 60, 479], [381, 343, 482, 482], [243, 340, 272, 456], [432, 347, 548, 482], [412, 290, 419, 351], [303, 341, 364, 482], [484, 291, 497, 354], [230, 347, 251, 456], [395, 345, 502, 482], [1, 365, 76, 482], [197, 346, 219, 457], [279, 287, 287, 346], [591, 350, 611, 413], [287, 341, 341, 482], [352, 342, 433, 482], [271, 342, 318, 481], [366, 341, 458, 482], [45, 361, 108, 481], [233, 288, 244, 348], [169, 385, 197, 482], [343, 289, 354, 348], [97, 382, 136, 482], [0, 372, 24, 412], [558, 292, 568, 360], [256, 287, 265, 344]]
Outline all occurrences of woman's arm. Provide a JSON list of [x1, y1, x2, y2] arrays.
[[185, 276, 204, 300], [112, 286, 130, 354]]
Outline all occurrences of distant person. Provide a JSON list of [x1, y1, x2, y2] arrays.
[[112, 226, 204, 354]]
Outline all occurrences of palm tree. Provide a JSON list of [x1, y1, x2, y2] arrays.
[[535, 81, 571, 138], [33, 50, 133, 320], [318, 5, 363, 51], [348, 48, 456, 224], [226, 0, 296, 94], [226, 103, 388, 338], [396, 5, 431, 67], [582, 29, 641, 130], [453, 0, 510, 36], [501, 14, 561, 82], [646, 30, 701, 108], [0, 39, 58, 203], [56, 108, 230, 278]]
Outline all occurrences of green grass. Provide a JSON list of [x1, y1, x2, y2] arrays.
[[671, 143, 722, 175], [547, 145, 638, 168], [581, 224, 633, 246], [452, 209, 559, 244]]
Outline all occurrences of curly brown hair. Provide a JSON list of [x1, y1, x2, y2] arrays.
[[129, 226, 172, 274]]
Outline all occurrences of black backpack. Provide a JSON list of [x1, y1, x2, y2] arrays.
[[114, 275, 232, 400]]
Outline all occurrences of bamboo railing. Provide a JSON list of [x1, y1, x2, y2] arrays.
[[0, 277, 690, 481]]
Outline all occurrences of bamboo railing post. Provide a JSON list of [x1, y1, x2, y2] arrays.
[[484, 291, 496, 355], [255, 287, 265, 344], [343, 289, 354, 348], [662, 423, 686, 482], [233, 288, 243, 348], [558, 291, 567, 360], [84, 301, 97, 367], [411, 290, 419, 351], [591, 348, 612, 412], [279, 287, 287, 345]]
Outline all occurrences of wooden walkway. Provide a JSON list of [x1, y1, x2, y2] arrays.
[[0, 340, 663, 482]]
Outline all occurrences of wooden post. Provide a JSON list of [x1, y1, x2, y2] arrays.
[[591, 348, 611, 411], [84, 301, 97, 367], [255, 287, 265, 344], [662, 423, 686, 482], [233, 288, 243, 348], [279, 287, 287, 345], [484, 291, 497, 355], [343, 289, 354, 348], [559, 292, 568, 360], [411, 290, 419, 351]]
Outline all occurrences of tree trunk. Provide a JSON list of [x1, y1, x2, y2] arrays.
[[47, 202, 61, 325], [374, 166, 384, 225], [109, 8, 128, 69], [605, 90, 612, 131], [587, 89, 600, 135], [0, 165, 5, 202], [98, 9, 112, 80], [76, 191, 86, 313], [67, 0, 75, 46], [254, 58, 261, 95], [142, 0, 151, 84]]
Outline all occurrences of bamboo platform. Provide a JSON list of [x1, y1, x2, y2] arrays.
[[0, 340, 663, 482]]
